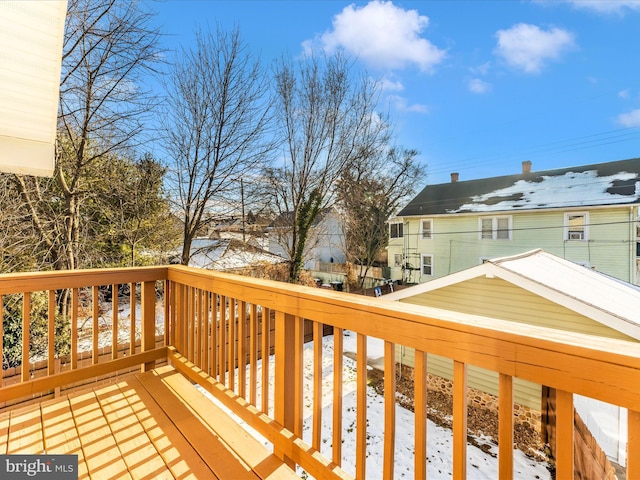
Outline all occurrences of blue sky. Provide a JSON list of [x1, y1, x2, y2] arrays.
[[152, 0, 640, 185]]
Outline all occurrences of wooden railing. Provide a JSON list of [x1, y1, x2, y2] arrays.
[[1, 265, 640, 480]]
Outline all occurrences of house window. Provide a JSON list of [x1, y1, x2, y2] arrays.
[[394, 254, 403, 267], [479, 216, 511, 240], [390, 222, 403, 238], [565, 212, 588, 241], [421, 219, 433, 239], [421, 254, 433, 276]]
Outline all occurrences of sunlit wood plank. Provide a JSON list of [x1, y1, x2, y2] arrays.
[[71, 288, 78, 369], [453, 360, 467, 480], [228, 298, 236, 391], [332, 327, 343, 466], [111, 284, 118, 360], [261, 307, 270, 414], [92, 286, 99, 365], [498, 373, 514, 480], [218, 296, 227, 385], [48, 290, 55, 375], [628, 409, 640, 480], [237, 301, 247, 398], [21, 292, 30, 382], [129, 283, 136, 356], [414, 350, 427, 480], [383, 340, 396, 480], [312, 321, 323, 450], [249, 303, 258, 405], [356, 333, 367, 480], [555, 389, 574, 480], [211, 293, 218, 378]]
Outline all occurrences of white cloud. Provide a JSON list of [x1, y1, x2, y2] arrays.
[[469, 78, 491, 94], [494, 23, 576, 74], [565, 0, 640, 14], [380, 75, 405, 92], [388, 95, 430, 113], [617, 109, 640, 127], [619, 89, 630, 99], [312, 1, 446, 72]]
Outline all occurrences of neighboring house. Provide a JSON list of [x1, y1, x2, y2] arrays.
[[387, 158, 640, 285], [170, 238, 285, 271], [268, 208, 346, 270], [384, 249, 640, 467]]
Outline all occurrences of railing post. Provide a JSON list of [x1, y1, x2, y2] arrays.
[[453, 360, 467, 480], [141, 280, 156, 372], [274, 311, 303, 467], [555, 389, 574, 480]]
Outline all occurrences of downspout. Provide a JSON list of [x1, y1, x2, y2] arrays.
[[631, 206, 636, 284]]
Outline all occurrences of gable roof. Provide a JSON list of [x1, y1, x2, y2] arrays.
[[398, 158, 640, 216], [384, 249, 640, 341]]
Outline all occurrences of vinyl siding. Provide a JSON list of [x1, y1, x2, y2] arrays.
[[393, 275, 637, 410], [396, 206, 635, 283]]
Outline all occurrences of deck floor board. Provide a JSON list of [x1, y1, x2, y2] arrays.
[[0, 367, 289, 479]]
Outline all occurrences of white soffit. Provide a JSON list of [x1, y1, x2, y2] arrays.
[[0, 1, 67, 177]]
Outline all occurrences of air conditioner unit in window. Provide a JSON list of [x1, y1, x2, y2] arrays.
[[569, 231, 584, 240]]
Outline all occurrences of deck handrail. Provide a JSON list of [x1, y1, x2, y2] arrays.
[[0, 264, 639, 479]]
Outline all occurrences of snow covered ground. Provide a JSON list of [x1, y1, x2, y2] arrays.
[[198, 331, 552, 480]]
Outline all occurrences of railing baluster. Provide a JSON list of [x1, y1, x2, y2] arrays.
[[218, 295, 226, 385], [332, 327, 343, 466], [555, 389, 574, 479], [211, 292, 217, 378], [92, 286, 99, 365], [453, 360, 467, 480], [187, 286, 194, 362], [293, 316, 304, 438], [21, 293, 30, 382], [71, 288, 78, 370], [498, 373, 514, 480], [0, 295, 3, 386], [141, 280, 156, 372], [312, 321, 323, 450], [261, 307, 270, 414], [228, 298, 236, 391], [202, 290, 209, 374], [111, 284, 118, 360], [383, 340, 396, 480], [129, 282, 136, 356], [237, 301, 247, 398], [356, 333, 367, 479], [164, 280, 170, 347], [628, 409, 640, 479], [47, 290, 55, 376], [196, 288, 203, 367], [414, 350, 427, 480], [249, 303, 258, 405]]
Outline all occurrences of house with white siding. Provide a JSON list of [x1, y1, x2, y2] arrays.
[[387, 158, 640, 285]]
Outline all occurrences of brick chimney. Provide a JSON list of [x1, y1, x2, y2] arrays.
[[451, 172, 459, 183], [522, 160, 532, 174]]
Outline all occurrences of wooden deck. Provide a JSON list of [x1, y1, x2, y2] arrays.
[[0, 365, 298, 480]]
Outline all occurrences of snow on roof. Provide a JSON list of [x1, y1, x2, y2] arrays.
[[398, 158, 640, 216], [451, 170, 640, 213]]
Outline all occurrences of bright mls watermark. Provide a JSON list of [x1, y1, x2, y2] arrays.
[[0, 455, 78, 479]]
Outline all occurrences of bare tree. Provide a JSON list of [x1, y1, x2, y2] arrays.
[[336, 147, 424, 289], [11, 0, 162, 271], [163, 26, 273, 265], [264, 53, 391, 282]]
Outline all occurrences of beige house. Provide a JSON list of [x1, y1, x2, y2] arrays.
[[385, 248, 640, 466]]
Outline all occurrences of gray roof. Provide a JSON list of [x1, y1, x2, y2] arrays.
[[398, 158, 640, 216]]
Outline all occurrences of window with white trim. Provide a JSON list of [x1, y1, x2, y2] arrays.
[[390, 222, 403, 238], [421, 254, 433, 276], [479, 216, 511, 240], [394, 254, 403, 267], [564, 212, 588, 241], [421, 219, 433, 239]]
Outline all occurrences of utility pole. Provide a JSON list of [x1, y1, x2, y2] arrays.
[[241, 178, 246, 245]]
